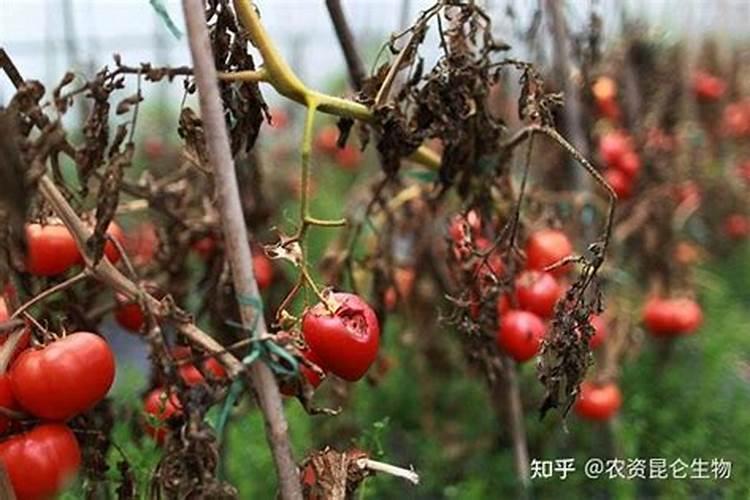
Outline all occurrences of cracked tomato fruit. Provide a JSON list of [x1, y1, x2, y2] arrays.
[[0, 423, 81, 500], [496, 310, 546, 363], [10, 332, 116, 421], [302, 292, 380, 381], [574, 381, 622, 421]]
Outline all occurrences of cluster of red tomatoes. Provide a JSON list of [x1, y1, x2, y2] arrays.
[[143, 346, 227, 444], [598, 130, 641, 200], [314, 125, 362, 170], [0, 299, 115, 499]]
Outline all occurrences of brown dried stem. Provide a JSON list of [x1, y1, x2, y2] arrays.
[[181, 1, 302, 499]]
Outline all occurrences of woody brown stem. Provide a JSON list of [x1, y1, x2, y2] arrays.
[[181, 1, 302, 498]]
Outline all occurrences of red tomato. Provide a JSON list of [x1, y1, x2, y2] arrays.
[[614, 151, 641, 178], [0, 375, 18, 434], [496, 310, 546, 362], [125, 222, 159, 266], [25, 223, 81, 276], [10, 332, 116, 421], [0, 298, 31, 361], [0, 296, 6, 322], [515, 270, 562, 319], [171, 347, 226, 386], [114, 300, 145, 332], [143, 387, 182, 445], [598, 131, 630, 167], [588, 315, 608, 349], [0, 423, 81, 500], [693, 71, 726, 101], [723, 214, 750, 240], [604, 169, 633, 200], [280, 346, 326, 397], [574, 381, 622, 421], [103, 221, 125, 264], [525, 229, 573, 276], [314, 125, 339, 155], [334, 145, 362, 170], [302, 292, 380, 381], [253, 251, 274, 290], [642, 297, 703, 337]]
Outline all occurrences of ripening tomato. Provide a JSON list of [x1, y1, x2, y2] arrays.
[[114, 300, 145, 332], [334, 145, 362, 170], [170, 346, 226, 386], [0, 423, 81, 500], [302, 292, 380, 381], [588, 315, 608, 349], [280, 346, 326, 397], [10, 332, 116, 421], [604, 168, 633, 199], [642, 297, 703, 337], [525, 229, 573, 276], [103, 221, 125, 264], [515, 270, 562, 319], [614, 151, 641, 178], [496, 310, 546, 362], [693, 71, 726, 101], [598, 131, 630, 167], [575, 381, 622, 421], [143, 387, 182, 444], [25, 223, 81, 276], [314, 125, 339, 155], [723, 214, 750, 240], [253, 251, 274, 290]]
